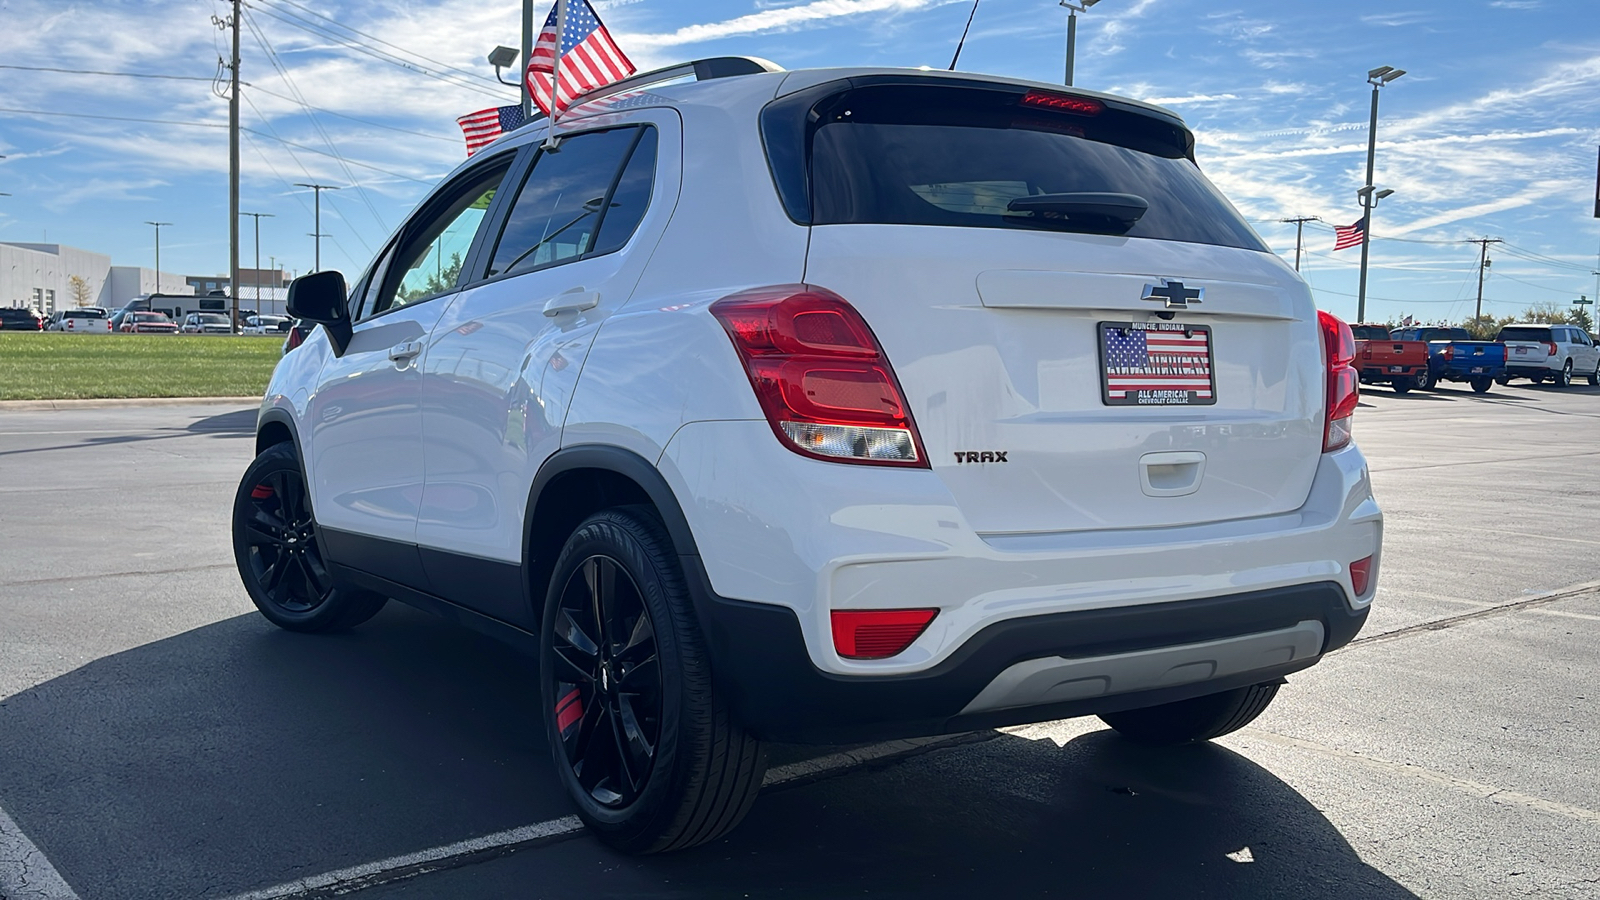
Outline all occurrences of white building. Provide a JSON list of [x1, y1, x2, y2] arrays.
[[1, 242, 194, 313]]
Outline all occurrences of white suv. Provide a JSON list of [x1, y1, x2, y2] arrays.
[[1497, 323, 1600, 387], [233, 58, 1382, 854]]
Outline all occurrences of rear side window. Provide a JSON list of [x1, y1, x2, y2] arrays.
[[1497, 326, 1551, 342], [486, 125, 656, 278], [766, 83, 1266, 252]]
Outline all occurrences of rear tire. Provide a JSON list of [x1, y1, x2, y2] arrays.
[[541, 506, 767, 854], [1099, 681, 1281, 746], [1470, 376, 1492, 394], [232, 442, 388, 633], [1391, 376, 1413, 394]]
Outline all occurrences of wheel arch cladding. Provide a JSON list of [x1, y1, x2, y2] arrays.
[[255, 411, 297, 456], [523, 445, 703, 623]]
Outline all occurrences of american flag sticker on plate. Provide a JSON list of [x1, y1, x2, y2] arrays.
[[1098, 322, 1216, 407]]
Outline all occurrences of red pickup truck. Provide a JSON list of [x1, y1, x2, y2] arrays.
[[1351, 324, 1428, 393]]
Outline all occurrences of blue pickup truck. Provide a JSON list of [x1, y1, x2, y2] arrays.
[[1390, 327, 1506, 393]]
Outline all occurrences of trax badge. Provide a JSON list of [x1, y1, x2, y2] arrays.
[[954, 451, 1008, 463], [1142, 279, 1204, 310]]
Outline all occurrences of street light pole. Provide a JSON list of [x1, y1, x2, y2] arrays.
[[1356, 65, 1405, 324], [242, 212, 274, 316], [293, 183, 339, 271], [1060, 0, 1103, 86], [144, 221, 173, 294]]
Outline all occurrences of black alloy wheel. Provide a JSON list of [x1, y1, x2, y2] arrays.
[[541, 507, 767, 854], [232, 442, 386, 632], [549, 554, 664, 809], [241, 467, 335, 614]]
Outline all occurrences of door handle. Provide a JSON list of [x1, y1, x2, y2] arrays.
[[543, 289, 600, 317], [387, 340, 424, 363]]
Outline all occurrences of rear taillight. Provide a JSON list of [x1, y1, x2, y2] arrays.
[[831, 609, 938, 660], [1442, 345, 1454, 361], [1349, 556, 1373, 597], [711, 285, 926, 467], [1318, 310, 1359, 453], [1545, 341, 1558, 356]]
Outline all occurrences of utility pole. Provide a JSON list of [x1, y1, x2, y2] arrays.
[[294, 183, 339, 271], [1469, 237, 1503, 324], [242, 212, 274, 318], [229, 0, 242, 332], [1281, 216, 1319, 272], [144, 221, 173, 294]]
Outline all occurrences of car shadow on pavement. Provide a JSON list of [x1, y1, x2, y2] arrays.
[[0, 407, 256, 459], [0, 603, 1416, 900]]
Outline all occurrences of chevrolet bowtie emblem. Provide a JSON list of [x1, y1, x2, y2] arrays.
[[1142, 280, 1204, 309]]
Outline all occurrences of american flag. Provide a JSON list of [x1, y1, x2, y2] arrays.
[[1333, 218, 1365, 251], [1103, 326, 1213, 403], [525, 0, 635, 118], [456, 105, 526, 156]]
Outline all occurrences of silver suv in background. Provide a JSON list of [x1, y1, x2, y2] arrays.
[[1498, 324, 1600, 386]]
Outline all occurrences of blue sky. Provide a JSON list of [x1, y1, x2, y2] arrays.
[[0, 0, 1596, 324]]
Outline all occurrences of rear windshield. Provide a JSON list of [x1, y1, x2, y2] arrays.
[[1496, 326, 1551, 342], [64, 309, 105, 319], [1351, 325, 1390, 341], [765, 83, 1266, 252]]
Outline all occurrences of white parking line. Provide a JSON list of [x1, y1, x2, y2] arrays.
[[215, 733, 979, 899], [0, 802, 80, 900]]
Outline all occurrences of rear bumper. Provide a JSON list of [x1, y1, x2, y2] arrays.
[[1358, 364, 1425, 379], [1504, 364, 1556, 377], [691, 573, 1366, 743]]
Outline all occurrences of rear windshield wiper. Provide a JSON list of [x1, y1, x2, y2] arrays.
[[1003, 192, 1148, 234]]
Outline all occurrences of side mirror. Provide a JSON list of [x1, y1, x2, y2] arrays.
[[286, 270, 352, 356]]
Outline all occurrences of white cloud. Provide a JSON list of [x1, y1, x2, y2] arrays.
[[617, 0, 943, 51]]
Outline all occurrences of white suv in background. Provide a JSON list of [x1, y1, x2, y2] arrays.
[[1498, 323, 1600, 386], [233, 58, 1383, 854]]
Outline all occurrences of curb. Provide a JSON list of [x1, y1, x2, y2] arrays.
[[0, 396, 261, 411]]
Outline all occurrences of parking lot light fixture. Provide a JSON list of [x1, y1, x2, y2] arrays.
[[1060, 0, 1104, 87], [1356, 65, 1405, 323], [144, 221, 173, 294], [488, 45, 520, 87]]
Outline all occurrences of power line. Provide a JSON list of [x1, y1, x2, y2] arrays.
[[0, 64, 215, 81], [246, 84, 458, 143], [247, 0, 506, 100], [262, 0, 501, 89], [242, 7, 390, 232]]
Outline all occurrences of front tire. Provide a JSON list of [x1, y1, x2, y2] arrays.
[[232, 442, 387, 632], [541, 507, 767, 854], [1099, 681, 1281, 746], [1420, 370, 1438, 390], [1588, 361, 1599, 386]]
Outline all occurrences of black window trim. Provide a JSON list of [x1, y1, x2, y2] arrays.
[[475, 123, 655, 289], [361, 147, 524, 324]]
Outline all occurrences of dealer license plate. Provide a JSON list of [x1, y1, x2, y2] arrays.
[[1471, 367, 1485, 373], [1099, 322, 1215, 407]]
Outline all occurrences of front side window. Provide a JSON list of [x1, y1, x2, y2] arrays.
[[486, 126, 656, 278], [373, 157, 512, 317]]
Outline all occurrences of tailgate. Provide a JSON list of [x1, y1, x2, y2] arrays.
[[806, 226, 1324, 534], [1503, 341, 1552, 366]]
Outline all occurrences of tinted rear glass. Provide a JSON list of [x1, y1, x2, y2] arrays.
[[789, 84, 1265, 251], [64, 310, 105, 319], [1496, 326, 1551, 342], [1351, 325, 1390, 341]]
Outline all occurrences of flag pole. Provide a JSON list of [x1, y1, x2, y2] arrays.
[[543, 0, 567, 150]]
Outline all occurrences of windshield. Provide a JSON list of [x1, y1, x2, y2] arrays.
[[771, 83, 1266, 251]]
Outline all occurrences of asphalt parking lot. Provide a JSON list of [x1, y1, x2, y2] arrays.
[[2, 382, 1598, 899]]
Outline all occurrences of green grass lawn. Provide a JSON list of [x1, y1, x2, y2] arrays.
[[0, 333, 282, 400]]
